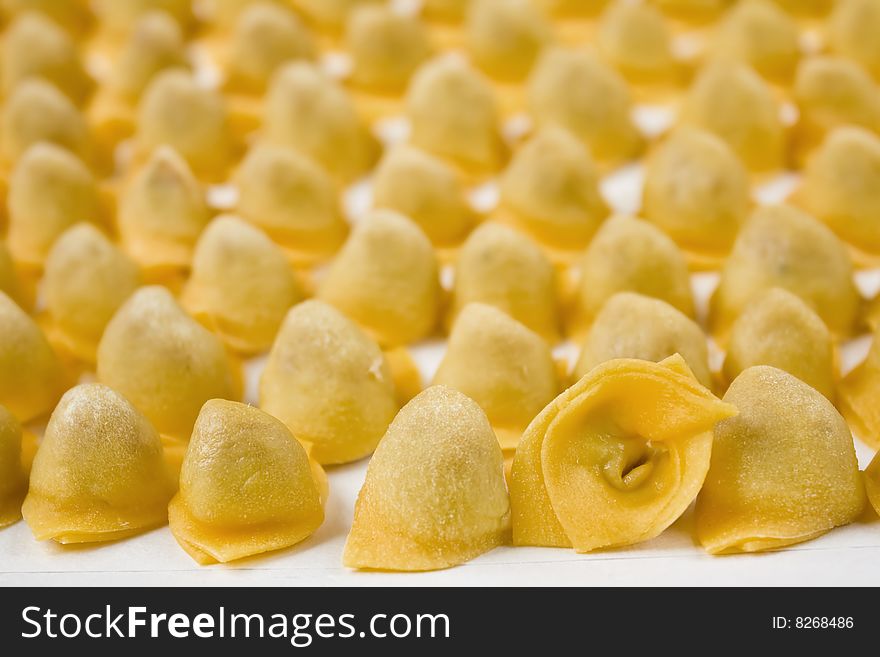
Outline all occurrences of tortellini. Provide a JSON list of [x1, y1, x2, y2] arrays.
[[182, 215, 304, 354], [93, 0, 193, 39], [0, 405, 27, 528], [721, 288, 835, 400], [1, 0, 92, 36], [259, 300, 399, 465], [527, 48, 643, 164], [317, 210, 440, 347], [511, 356, 736, 551], [433, 303, 559, 451], [866, 451, 880, 516], [344, 385, 511, 571], [839, 324, 880, 449], [574, 292, 712, 389], [21, 383, 176, 544], [828, 0, 880, 80], [294, 0, 381, 34], [168, 400, 325, 564], [450, 222, 560, 342], [710, 204, 860, 338], [597, 1, 677, 85], [695, 366, 864, 554], [498, 126, 608, 256]]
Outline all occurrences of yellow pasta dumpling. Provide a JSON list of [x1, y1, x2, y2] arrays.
[[1, 0, 92, 36], [574, 292, 712, 389], [450, 222, 559, 342], [406, 56, 506, 177], [839, 325, 880, 449], [695, 366, 864, 554], [433, 303, 559, 450], [0, 405, 27, 527], [118, 146, 210, 274], [263, 62, 379, 182], [97, 286, 240, 444], [527, 48, 643, 164], [680, 61, 785, 171], [259, 300, 398, 464], [234, 144, 347, 265], [710, 204, 860, 339], [511, 355, 736, 551], [7, 142, 101, 269], [597, 1, 676, 85], [22, 384, 175, 543], [866, 450, 880, 516], [828, 0, 880, 80], [344, 385, 510, 571], [168, 399, 324, 564], [498, 126, 608, 256], [722, 288, 835, 400], [43, 224, 141, 363], [571, 216, 694, 336], [371, 145, 475, 248], [182, 215, 304, 354], [317, 210, 440, 347], [294, 0, 381, 34], [93, 0, 193, 38]]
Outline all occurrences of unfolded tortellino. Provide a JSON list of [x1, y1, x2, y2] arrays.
[[97, 286, 240, 445], [7, 142, 102, 269], [433, 303, 559, 451], [168, 400, 325, 565], [450, 222, 560, 342], [511, 355, 737, 551], [42, 224, 141, 363], [709, 204, 860, 339], [574, 292, 712, 389], [571, 216, 694, 336], [406, 56, 507, 177], [596, 1, 678, 86], [0, 405, 27, 528], [828, 0, 880, 80], [528, 48, 643, 165], [695, 366, 864, 554], [370, 145, 475, 248], [182, 215, 304, 354], [839, 324, 880, 449], [680, 61, 785, 172], [233, 145, 347, 265], [498, 126, 608, 258], [21, 383, 176, 544], [263, 62, 379, 182], [344, 385, 510, 571], [721, 288, 835, 400], [317, 210, 440, 347], [259, 300, 399, 465], [866, 451, 880, 516], [117, 146, 210, 275], [642, 127, 750, 266]]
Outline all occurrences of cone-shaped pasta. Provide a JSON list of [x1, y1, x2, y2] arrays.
[[318, 210, 440, 346], [643, 128, 750, 262], [22, 383, 176, 543], [433, 303, 559, 450], [406, 57, 506, 176], [840, 325, 880, 449], [710, 204, 860, 338], [696, 366, 864, 554], [828, 0, 880, 80], [0, 405, 27, 527], [499, 126, 608, 254], [136, 71, 234, 181], [226, 3, 316, 94], [574, 292, 712, 388], [93, 0, 192, 38], [528, 49, 643, 164], [797, 127, 880, 259], [344, 385, 510, 571], [182, 216, 304, 354], [0, 78, 91, 167], [722, 288, 835, 399], [680, 61, 784, 171], [1, 12, 92, 104], [260, 300, 398, 464], [118, 146, 210, 272], [1, 0, 92, 36], [43, 224, 141, 363], [264, 63, 378, 183], [650, 0, 730, 22], [294, 0, 380, 33], [450, 222, 559, 341], [168, 400, 324, 564], [597, 1, 676, 84], [511, 355, 737, 551], [572, 216, 694, 335], [97, 286, 240, 441], [866, 451, 880, 516], [7, 143, 100, 268], [371, 145, 474, 247], [234, 145, 347, 264]]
